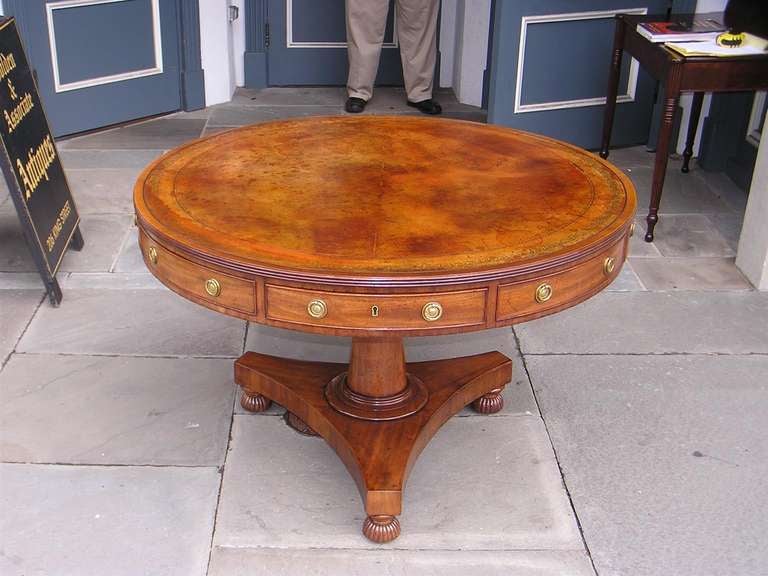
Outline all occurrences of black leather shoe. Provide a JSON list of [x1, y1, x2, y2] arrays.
[[345, 97, 367, 113], [407, 99, 442, 115]]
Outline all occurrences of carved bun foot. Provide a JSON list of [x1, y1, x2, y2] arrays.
[[284, 411, 319, 436], [362, 515, 401, 543], [240, 390, 272, 413], [471, 387, 504, 414]]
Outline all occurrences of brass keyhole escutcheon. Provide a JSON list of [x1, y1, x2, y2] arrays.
[[603, 257, 616, 276], [205, 278, 221, 297], [307, 299, 327, 319], [422, 301, 443, 322], [147, 246, 158, 265], [535, 283, 553, 304], [371, 305, 379, 317], [629, 222, 636, 237]]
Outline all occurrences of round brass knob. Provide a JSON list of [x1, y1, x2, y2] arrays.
[[603, 257, 616, 276], [307, 299, 327, 319], [205, 278, 221, 297], [422, 301, 443, 322], [147, 246, 158, 265], [535, 283, 553, 304]]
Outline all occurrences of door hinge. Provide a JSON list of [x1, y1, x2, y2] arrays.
[[265, 22, 270, 49]]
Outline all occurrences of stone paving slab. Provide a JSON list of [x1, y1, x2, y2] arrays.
[[61, 271, 163, 290], [17, 289, 246, 357], [240, 325, 537, 416], [605, 262, 645, 291], [706, 212, 744, 251], [651, 214, 736, 258], [67, 168, 142, 214], [0, 272, 51, 290], [0, 290, 42, 366], [207, 105, 342, 126], [0, 213, 132, 273], [0, 355, 234, 465], [233, 86, 347, 106], [60, 149, 165, 169], [214, 414, 582, 551], [515, 291, 768, 354], [113, 228, 146, 273], [629, 257, 751, 290], [626, 166, 733, 215], [57, 118, 205, 150], [627, 219, 663, 258], [208, 547, 596, 576], [0, 463, 220, 576], [526, 354, 768, 576], [603, 146, 655, 170]]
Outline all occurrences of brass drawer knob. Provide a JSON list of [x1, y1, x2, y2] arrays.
[[307, 299, 328, 319], [205, 278, 221, 297], [422, 301, 443, 322], [603, 257, 616, 276], [147, 246, 158, 265], [535, 283, 553, 303]]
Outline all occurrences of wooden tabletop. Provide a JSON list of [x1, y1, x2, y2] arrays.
[[135, 116, 635, 285]]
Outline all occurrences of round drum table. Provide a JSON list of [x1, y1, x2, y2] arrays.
[[134, 116, 636, 543]]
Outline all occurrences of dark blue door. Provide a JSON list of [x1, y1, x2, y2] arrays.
[[8, 0, 181, 136], [488, 1, 669, 149], [266, 0, 403, 86]]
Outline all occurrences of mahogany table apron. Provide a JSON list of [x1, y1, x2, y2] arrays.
[[134, 115, 636, 543], [599, 12, 768, 242]]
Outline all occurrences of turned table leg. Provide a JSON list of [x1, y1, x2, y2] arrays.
[[682, 91, 704, 174], [646, 68, 682, 243], [599, 15, 626, 160]]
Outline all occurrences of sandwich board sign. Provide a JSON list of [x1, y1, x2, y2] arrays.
[[0, 16, 83, 306]]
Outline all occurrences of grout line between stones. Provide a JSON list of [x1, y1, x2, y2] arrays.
[[0, 460, 220, 469], [205, 362, 239, 576], [516, 351, 768, 357], [0, 291, 46, 371], [511, 327, 601, 576]]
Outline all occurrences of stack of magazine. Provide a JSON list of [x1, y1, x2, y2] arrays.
[[636, 18, 726, 43], [637, 18, 768, 57]]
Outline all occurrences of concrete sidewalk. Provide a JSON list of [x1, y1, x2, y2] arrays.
[[1, 87, 766, 576]]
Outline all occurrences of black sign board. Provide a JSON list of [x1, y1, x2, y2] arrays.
[[0, 17, 83, 305]]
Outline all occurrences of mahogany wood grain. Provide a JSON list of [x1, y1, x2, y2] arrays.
[[265, 285, 487, 333], [134, 116, 637, 543], [235, 350, 512, 541]]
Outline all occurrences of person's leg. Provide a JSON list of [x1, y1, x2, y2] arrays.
[[396, 0, 440, 112], [346, 0, 390, 105]]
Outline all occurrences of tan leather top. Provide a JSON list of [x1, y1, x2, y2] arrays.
[[134, 116, 635, 280]]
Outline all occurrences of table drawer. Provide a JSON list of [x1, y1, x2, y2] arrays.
[[266, 286, 487, 331], [496, 241, 625, 322], [140, 232, 256, 313]]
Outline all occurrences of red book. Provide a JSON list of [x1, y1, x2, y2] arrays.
[[637, 18, 726, 42]]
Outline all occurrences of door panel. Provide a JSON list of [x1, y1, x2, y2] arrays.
[[266, 0, 403, 86], [488, 1, 669, 149], [10, 0, 181, 136]]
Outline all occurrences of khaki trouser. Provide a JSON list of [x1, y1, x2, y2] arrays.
[[346, 0, 439, 102]]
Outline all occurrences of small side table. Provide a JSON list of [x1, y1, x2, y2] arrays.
[[599, 13, 768, 242]]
